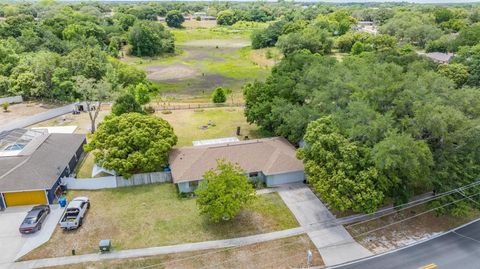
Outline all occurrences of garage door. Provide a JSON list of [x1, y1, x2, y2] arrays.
[[3, 191, 47, 207]]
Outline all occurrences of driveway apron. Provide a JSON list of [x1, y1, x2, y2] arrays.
[[278, 184, 372, 266]]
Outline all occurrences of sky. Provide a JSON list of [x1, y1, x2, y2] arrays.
[[53, 0, 480, 2]]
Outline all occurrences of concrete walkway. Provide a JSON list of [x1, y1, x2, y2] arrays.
[[10, 227, 305, 269], [277, 184, 372, 266]]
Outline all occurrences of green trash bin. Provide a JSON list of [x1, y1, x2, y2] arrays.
[[99, 240, 111, 253]]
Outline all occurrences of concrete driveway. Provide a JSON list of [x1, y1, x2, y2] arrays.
[[0, 205, 63, 269], [278, 184, 372, 266]]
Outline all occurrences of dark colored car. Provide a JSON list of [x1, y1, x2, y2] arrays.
[[19, 205, 50, 234]]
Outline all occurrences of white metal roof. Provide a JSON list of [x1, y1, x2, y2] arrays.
[[192, 137, 240, 146], [32, 126, 77, 134]]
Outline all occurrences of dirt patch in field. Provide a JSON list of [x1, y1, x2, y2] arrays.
[[162, 74, 240, 93], [181, 46, 228, 62], [0, 102, 58, 126], [182, 19, 217, 29], [30, 106, 110, 134], [182, 39, 250, 48], [146, 64, 199, 81]]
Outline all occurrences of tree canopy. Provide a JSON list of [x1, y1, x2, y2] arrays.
[[85, 113, 177, 178], [195, 160, 256, 222], [128, 20, 174, 57], [244, 49, 480, 212], [166, 10, 185, 28]]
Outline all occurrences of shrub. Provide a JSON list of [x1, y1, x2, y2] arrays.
[[211, 87, 227, 103], [2, 102, 9, 112], [161, 110, 172, 114]]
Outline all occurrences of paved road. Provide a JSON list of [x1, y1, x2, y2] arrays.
[[334, 219, 480, 269], [278, 184, 371, 266]]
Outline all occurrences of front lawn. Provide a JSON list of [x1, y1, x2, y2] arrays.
[[22, 184, 298, 260]]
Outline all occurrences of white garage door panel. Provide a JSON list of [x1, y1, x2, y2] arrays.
[[266, 171, 305, 187]]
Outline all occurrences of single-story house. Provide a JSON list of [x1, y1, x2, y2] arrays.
[[0, 128, 86, 209], [168, 137, 305, 193]]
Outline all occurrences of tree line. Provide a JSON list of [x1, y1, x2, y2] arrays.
[[244, 48, 480, 214]]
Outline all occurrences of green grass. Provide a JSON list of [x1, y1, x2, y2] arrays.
[[75, 153, 94, 178], [121, 25, 271, 98], [23, 184, 298, 259], [171, 27, 253, 43], [157, 107, 264, 147]]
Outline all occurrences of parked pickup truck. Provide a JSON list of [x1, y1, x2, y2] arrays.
[[59, 197, 90, 230]]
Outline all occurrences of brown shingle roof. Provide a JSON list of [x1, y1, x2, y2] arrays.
[[168, 137, 304, 183]]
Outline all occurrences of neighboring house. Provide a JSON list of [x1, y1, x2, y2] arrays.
[[353, 21, 379, 35], [169, 137, 305, 193], [192, 12, 216, 21], [418, 52, 454, 64], [0, 128, 86, 209]]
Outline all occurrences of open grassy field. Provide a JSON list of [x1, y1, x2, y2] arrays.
[[44, 235, 323, 269], [121, 25, 271, 100], [22, 184, 298, 260], [156, 107, 266, 147]]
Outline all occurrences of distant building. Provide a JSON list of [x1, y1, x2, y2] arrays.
[[192, 12, 216, 21], [0, 129, 86, 209], [169, 137, 305, 193], [418, 52, 454, 64], [353, 21, 379, 35]]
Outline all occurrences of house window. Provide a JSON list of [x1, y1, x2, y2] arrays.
[[189, 181, 199, 189]]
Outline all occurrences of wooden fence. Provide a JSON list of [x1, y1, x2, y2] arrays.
[[63, 171, 172, 190]]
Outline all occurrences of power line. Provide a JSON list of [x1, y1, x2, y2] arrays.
[[197, 238, 307, 269], [352, 190, 480, 238], [136, 182, 480, 269], [136, 237, 309, 269], [241, 189, 480, 269], [308, 180, 480, 230]]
